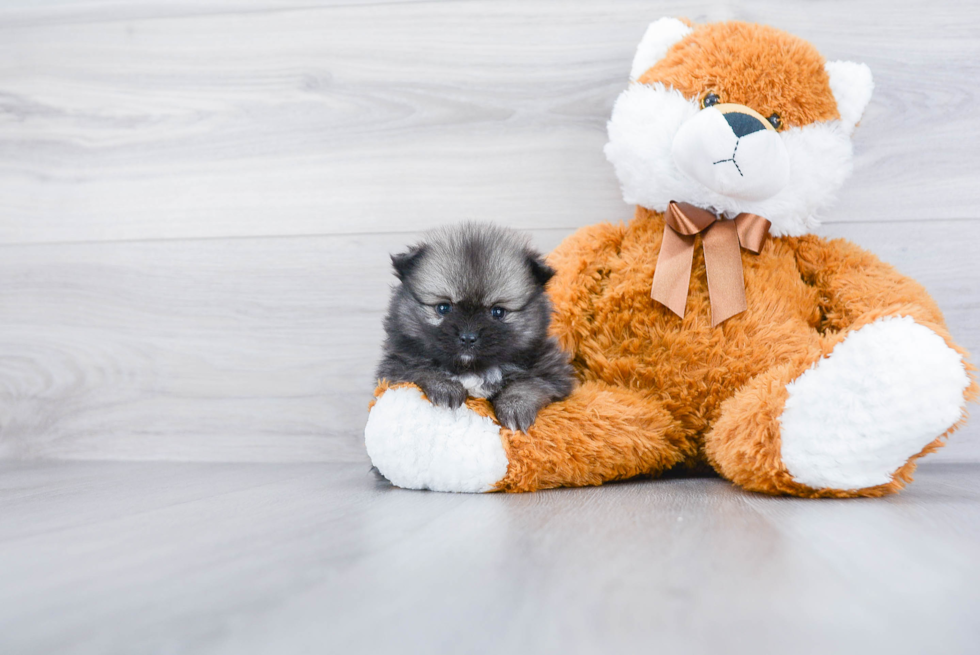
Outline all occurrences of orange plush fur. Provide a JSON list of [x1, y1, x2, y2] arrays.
[[490, 22, 976, 496], [638, 22, 840, 128], [518, 207, 976, 497], [370, 21, 976, 497]]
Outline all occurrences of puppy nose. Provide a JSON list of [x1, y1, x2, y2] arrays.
[[458, 331, 479, 346], [723, 111, 767, 138]]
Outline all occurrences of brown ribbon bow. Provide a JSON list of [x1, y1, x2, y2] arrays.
[[651, 201, 770, 327]]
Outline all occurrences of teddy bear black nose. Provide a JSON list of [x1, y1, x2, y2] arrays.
[[724, 111, 767, 138], [458, 331, 480, 346]]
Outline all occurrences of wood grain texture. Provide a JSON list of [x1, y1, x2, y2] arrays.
[[0, 460, 978, 654], [0, 0, 432, 30], [1, 221, 977, 463], [1, 0, 979, 244], [1, 4, 978, 651], [0, 0, 977, 463]]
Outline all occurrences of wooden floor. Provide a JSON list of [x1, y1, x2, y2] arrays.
[[2, 0, 980, 652], [1, 460, 979, 655]]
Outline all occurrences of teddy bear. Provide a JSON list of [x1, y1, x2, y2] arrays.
[[364, 18, 976, 497]]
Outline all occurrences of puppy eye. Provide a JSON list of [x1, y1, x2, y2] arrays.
[[767, 113, 782, 130], [701, 92, 721, 109], [436, 303, 452, 315], [490, 307, 506, 320]]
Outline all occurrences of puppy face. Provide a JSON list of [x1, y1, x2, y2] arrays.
[[606, 20, 874, 236], [389, 223, 554, 373]]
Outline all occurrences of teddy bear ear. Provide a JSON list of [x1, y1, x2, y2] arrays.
[[629, 17, 694, 82], [824, 61, 874, 135]]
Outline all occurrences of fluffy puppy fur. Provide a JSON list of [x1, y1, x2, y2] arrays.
[[376, 223, 574, 431]]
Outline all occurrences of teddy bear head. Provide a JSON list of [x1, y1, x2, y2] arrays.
[[604, 19, 874, 236]]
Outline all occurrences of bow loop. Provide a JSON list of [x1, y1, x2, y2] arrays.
[[665, 202, 717, 235], [734, 212, 771, 254], [651, 201, 770, 327]]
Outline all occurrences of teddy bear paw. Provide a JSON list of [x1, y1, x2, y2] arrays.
[[778, 316, 970, 490], [364, 385, 510, 492]]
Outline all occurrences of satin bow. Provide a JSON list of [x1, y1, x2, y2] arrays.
[[650, 201, 770, 327]]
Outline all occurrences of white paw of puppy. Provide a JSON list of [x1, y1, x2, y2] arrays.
[[364, 386, 510, 493], [779, 316, 970, 490]]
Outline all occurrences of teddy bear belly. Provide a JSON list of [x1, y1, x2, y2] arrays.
[[567, 260, 821, 442], [548, 216, 823, 444]]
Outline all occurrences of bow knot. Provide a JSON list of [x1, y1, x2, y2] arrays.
[[650, 201, 770, 327]]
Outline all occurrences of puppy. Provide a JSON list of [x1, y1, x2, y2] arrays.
[[376, 222, 574, 431]]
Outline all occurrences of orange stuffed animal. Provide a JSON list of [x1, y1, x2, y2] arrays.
[[365, 19, 976, 497]]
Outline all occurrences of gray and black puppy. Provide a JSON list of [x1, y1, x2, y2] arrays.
[[376, 222, 575, 431]]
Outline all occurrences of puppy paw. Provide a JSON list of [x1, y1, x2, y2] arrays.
[[418, 378, 468, 409], [493, 394, 541, 432]]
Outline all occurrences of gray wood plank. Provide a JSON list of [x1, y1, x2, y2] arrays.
[[0, 0, 450, 30], [0, 221, 977, 463], [1, 0, 978, 245], [0, 460, 977, 655]]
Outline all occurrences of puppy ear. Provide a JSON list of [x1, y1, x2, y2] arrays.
[[390, 244, 427, 281], [526, 252, 556, 287], [824, 61, 874, 135], [629, 17, 693, 82]]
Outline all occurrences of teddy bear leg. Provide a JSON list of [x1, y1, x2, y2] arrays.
[[494, 380, 690, 492], [365, 380, 689, 493], [365, 383, 510, 493], [705, 316, 972, 497]]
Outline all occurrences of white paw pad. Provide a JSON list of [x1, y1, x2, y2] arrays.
[[780, 316, 969, 490], [364, 386, 509, 493]]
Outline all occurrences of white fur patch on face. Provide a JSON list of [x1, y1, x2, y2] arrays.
[[604, 83, 855, 236], [779, 317, 970, 491], [365, 386, 509, 493], [671, 107, 790, 201]]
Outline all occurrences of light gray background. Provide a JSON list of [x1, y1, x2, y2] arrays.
[[1, 1, 978, 653]]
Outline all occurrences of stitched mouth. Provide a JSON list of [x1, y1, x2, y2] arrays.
[[712, 139, 743, 177]]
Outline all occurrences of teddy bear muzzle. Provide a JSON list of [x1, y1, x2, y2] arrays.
[[671, 103, 791, 201]]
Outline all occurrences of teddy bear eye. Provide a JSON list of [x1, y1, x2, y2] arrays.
[[701, 92, 721, 109], [436, 303, 452, 315], [767, 113, 782, 130]]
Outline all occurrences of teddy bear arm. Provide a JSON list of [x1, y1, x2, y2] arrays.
[[794, 235, 976, 390], [545, 221, 627, 355], [793, 234, 948, 334]]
